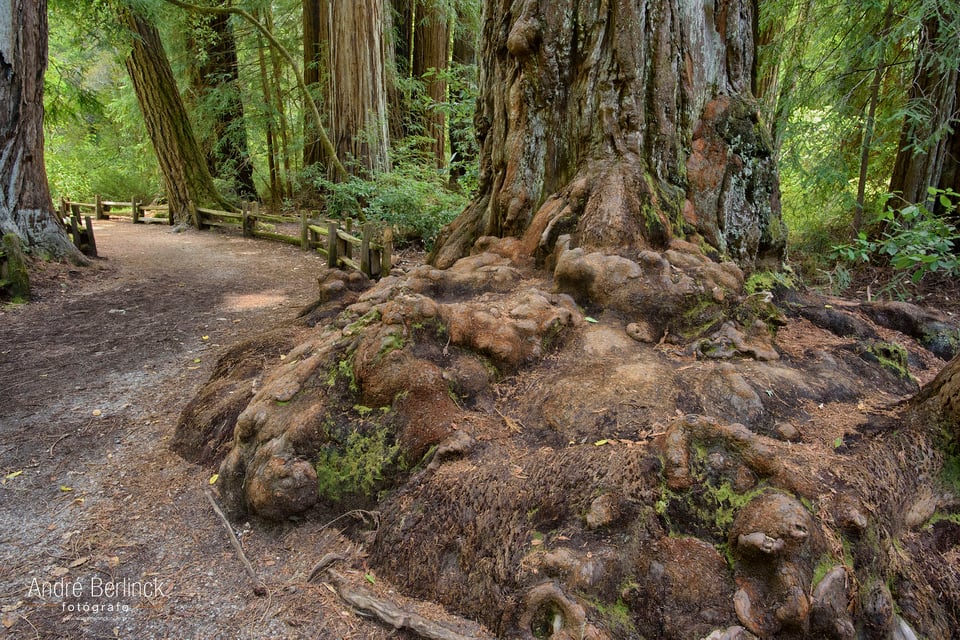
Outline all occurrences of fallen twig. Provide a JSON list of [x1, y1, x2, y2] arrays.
[[203, 488, 267, 596], [48, 432, 72, 457], [325, 569, 492, 640]]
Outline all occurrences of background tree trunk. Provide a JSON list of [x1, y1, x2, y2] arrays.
[[0, 0, 82, 261], [303, 0, 323, 168], [187, 11, 258, 200], [388, 0, 414, 140], [123, 9, 229, 223], [413, 0, 450, 168], [255, 21, 282, 209], [429, 0, 786, 270], [889, 10, 960, 212], [448, 26, 477, 189], [264, 8, 295, 199], [320, 0, 391, 177]]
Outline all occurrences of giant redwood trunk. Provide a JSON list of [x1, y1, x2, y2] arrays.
[[889, 11, 960, 211], [319, 0, 391, 176], [0, 0, 82, 261], [430, 0, 786, 270], [124, 10, 229, 223]]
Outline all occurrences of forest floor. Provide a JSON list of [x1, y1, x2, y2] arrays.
[[1, 220, 958, 640], [0, 220, 460, 639]]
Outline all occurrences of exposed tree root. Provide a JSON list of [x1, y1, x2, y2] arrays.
[[324, 569, 493, 640]]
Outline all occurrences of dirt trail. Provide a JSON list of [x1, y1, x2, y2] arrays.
[[0, 221, 428, 639]]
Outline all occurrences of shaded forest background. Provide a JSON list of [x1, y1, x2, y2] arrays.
[[44, 0, 960, 294]]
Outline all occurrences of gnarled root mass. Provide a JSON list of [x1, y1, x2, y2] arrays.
[[177, 235, 960, 638]]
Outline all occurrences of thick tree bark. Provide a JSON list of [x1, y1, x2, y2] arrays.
[[320, 0, 391, 176], [188, 12, 257, 199], [413, 1, 450, 168], [889, 11, 960, 212], [429, 0, 786, 270], [123, 9, 229, 223], [0, 0, 83, 261]]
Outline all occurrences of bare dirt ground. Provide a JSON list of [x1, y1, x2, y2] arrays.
[[0, 220, 452, 639]]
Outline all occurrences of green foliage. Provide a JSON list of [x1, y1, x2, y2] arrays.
[[764, 1, 960, 260], [315, 158, 468, 248], [831, 188, 960, 289], [315, 423, 400, 502], [45, 7, 162, 202]]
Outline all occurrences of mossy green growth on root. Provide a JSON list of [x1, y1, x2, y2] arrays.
[[864, 341, 910, 379], [744, 269, 795, 296], [315, 421, 400, 502]]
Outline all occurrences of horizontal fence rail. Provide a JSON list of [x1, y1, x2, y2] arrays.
[[61, 197, 392, 279]]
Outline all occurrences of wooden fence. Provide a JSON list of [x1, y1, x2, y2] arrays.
[[60, 197, 392, 279]]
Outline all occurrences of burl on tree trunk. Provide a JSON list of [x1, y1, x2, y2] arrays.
[[430, 0, 785, 271]]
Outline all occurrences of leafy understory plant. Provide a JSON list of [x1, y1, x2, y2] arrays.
[[831, 187, 960, 289]]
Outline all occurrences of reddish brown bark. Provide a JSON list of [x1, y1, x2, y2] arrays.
[[319, 0, 391, 176], [124, 9, 229, 223], [0, 0, 81, 261], [413, 1, 450, 168], [429, 0, 785, 271]]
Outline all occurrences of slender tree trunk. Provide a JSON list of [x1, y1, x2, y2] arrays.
[[264, 8, 294, 199], [320, 0, 391, 177], [303, 0, 323, 167], [413, 0, 450, 168], [0, 0, 82, 261], [889, 10, 960, 212], [853, 0, 896, 233], [256, 23, 282, 209], [123, 9, 228, 223], [188, 11, 258, 199], [430, 0, 785, 270]]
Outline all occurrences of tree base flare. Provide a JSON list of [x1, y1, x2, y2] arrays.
[[178, 236, 960, 638]]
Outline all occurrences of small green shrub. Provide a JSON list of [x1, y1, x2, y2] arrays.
[[315, 161, 468, 249], [315, 424, 400, 502], [831, 187, 960, 287]]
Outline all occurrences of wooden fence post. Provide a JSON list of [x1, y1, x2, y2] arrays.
[[360, 223, 373, 276], [300, 210, 309, 250], [381, 227, 393, 277], [84, 216, 98, 257], [95, 195, 105, 220], [132, 197, 141, 224], [68, 212, 82, 249], [241, 202, 251, 237], [326, 222, 339, 269]]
